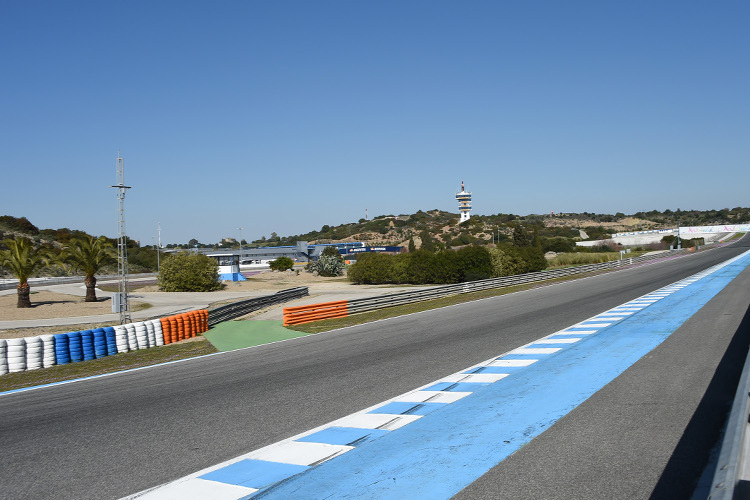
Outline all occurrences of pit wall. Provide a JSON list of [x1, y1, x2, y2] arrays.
[[0, 310, 208, 376]]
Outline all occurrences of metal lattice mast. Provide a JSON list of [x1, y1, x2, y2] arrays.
[[111, 151, 132, 324]]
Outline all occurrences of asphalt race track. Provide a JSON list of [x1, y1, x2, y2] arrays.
[[1, 236, 748, 499]]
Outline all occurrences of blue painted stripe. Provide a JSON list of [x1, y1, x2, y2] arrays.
[[199, 459, 308, 489], [253, 252, 750, 498]]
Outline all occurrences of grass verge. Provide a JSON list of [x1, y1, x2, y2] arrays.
[[0, 338, 217, 393]]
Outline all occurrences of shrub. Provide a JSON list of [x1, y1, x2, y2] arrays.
[[307, 247, 344, 277], [157, 252, 221, 292], [269, 256, 294, 271], [348, 246, 493, 285]]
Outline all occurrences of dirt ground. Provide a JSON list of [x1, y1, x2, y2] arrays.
[[0, 291, 114, 321], [137, 268, 353, 293], [0, 270, 362, 338]]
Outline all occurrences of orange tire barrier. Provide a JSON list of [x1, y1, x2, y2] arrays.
[[200, 310, 209, 332], [160, 318, 172, 345], [176, 315, 185, 341], [168, 317, 178, 344], [184, 313, 193, 339], [183, 312, 193, 339], [283, 301, 348, 326], [189, 311, 198, 337]]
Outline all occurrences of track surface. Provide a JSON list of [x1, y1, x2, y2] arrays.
[[1, 238, 748, 499]]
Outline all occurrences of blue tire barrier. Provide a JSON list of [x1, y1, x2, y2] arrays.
[[93, 328, 108, 358], [114, 325, 129, 354], [81, 330, 95, 361], [41, 334, 56, 368], [54, 333, 71, 365], [145, 321, 156, 347], [68, 331, 83, 363], [6, 338, 26, 373], [125, 324, 138, 351], [0, 340, 8, 375], [24, 336, 43, 370], [134, 322, 148, 349], [104, 327, 117, 356], [152, 319, 165, 346]]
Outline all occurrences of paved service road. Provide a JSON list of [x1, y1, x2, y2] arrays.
[[0, 236, 748, 499]]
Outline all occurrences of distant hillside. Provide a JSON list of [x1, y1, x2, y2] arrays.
[[248, 207, 749, 250]]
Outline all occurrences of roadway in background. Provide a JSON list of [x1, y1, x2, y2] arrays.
[[0, 236, 748, 499]]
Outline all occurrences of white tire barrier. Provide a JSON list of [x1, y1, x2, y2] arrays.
[[134, 322, 148, 350], [125, 324, 138, 351], [0, 340, 8, 376], [152, 320, 165, 346], [145, 321, 156, 348], [6, 338, 27, 373], [114, 325, 129, 354], [2, 309, 210, 377], [41, 335, 56, 368], [24, 336, 43, 371]]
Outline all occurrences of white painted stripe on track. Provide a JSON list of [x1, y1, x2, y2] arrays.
[[392, 391, 472, 404]]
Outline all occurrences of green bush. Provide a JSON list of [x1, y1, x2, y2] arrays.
[[348, 246, 494, 285], [307, 247, 345, 277], [157, 252, 221, 292], [269, 256, 294, 271]]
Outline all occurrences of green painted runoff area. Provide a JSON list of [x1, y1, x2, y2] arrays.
[[203, 320, 310, 351]]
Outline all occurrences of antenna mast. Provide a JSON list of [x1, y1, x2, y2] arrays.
[[111, 151, 132, 324]]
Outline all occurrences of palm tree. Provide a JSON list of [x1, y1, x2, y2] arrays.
[[59, 235, 116, 302], [0, 237, 52, 308]]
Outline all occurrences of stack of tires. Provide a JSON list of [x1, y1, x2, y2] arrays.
[[0, 309, 210, 377]]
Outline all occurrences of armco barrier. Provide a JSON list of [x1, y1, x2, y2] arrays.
[[283, 301, 348, 326], [282, 249, 698, 325], [208, 287, 309, 327]]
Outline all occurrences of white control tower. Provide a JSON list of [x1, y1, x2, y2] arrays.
[[456, 181, 472, 223]]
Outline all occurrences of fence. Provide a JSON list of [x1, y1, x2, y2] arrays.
[[0, 273, 159, 291], [208, 287, 309, 326], [282, 250, 689, 325], [708, 344, 750, 498]]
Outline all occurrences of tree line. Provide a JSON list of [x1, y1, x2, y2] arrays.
[[348, 225, 547, 285]]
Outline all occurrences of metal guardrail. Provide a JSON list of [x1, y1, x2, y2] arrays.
[[709, 348, 750, 499], [345, 250, 688, 315], [208, 287, 309, 327], [0, 273, 159, 291]]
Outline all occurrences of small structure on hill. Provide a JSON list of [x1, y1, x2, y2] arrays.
[[456, 181, 472, 223]]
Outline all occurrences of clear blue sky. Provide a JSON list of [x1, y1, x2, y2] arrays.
[[2, 1, 748, 245]]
